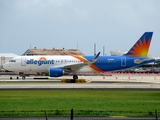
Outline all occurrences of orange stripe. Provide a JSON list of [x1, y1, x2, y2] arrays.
[[73, 55, 88, 62], [73, 56, 103, 72], [89, 64, 103, 72]]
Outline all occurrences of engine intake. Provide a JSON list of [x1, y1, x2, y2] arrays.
[[49, 68, 64, 77]]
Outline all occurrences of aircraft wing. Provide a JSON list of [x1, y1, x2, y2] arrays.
[[51, 52, 100, 72], [64, 62, 89, 72]]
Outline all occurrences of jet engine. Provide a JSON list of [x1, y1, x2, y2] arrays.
[[49, 68, 64, 77]]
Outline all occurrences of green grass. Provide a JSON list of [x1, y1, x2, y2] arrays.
[[0, 90, 160, 116]]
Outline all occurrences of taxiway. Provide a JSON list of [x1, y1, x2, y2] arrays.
[[0, 74, 160, 89]]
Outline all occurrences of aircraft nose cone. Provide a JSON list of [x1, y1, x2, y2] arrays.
[[3, 64, 8, 70]]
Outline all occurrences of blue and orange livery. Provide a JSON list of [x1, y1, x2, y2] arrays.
[[71, 32, 154, 72], [3, 32, 156, 80]]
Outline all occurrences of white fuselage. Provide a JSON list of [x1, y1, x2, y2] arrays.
[[3, 56, 93, 73]]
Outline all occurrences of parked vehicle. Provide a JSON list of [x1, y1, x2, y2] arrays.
[[134, 68, 146, 72], [0, 68, 5, 72]]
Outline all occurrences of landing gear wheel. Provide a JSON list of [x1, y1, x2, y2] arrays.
[[17, 76, 19, 79], [10, 77, 12, 80], [22, 76, 26, 80], [73, 75, 78, 80]]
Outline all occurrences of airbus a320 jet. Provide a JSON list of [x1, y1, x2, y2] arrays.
[[3, 32, 155, 80]]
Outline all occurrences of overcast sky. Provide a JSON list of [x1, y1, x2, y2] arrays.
[[0, 0, 160, 56]]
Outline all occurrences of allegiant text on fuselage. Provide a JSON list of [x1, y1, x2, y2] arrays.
[[26, 59, 54, 66]]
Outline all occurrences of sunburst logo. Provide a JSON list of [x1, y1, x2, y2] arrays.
[[129, 37, 151, 57], [125, 32, 153, 57], [39, 57, 46, 61]]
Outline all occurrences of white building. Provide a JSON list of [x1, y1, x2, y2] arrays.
[[0, 53, 18, 68], [110, 50, 127, 56]]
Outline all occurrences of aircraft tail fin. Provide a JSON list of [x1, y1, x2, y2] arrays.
[[125, 32, 153, 57]]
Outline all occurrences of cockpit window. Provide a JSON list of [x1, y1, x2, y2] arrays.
[[9, 60, 16, 62]]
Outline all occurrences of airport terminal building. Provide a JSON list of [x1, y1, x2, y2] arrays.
[[22, 47, 84, 56]]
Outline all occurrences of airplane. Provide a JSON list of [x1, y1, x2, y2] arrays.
[[3, 32, 156, 80]]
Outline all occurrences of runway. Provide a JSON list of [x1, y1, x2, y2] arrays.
[[0, 74, 160, 89]]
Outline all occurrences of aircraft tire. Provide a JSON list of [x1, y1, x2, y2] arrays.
[[22, 76, 25, 80], [73, 75, 78, 80]]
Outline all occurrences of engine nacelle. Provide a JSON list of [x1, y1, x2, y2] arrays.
[[49, 68, 64, 77]]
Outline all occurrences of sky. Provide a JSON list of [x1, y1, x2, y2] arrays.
[[0, 0, 160, 56]]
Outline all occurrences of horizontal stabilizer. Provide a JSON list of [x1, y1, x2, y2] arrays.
[[134, 58, 155, 64]]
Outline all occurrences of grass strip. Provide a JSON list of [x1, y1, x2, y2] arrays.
[[0, 89, 159, 116]]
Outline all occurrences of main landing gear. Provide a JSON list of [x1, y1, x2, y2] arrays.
[[73, 75, 78, 80], [71, 75, 78, 83]]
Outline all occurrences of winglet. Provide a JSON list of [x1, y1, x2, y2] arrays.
[[92, 52, 100, 62], [125, 32, 153, 57]]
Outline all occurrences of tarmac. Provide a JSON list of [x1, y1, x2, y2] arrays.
[[0, 74, 160, 89]]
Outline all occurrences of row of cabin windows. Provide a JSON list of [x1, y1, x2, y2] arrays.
[[9, 59, 116, 63], [97, 60, 116, 63], [54, 60, 81, 63], [53, 60, 116, 63]]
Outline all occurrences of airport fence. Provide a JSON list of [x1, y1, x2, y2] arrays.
[[0, 109, 159, 119]]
